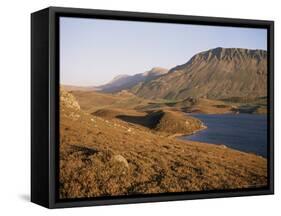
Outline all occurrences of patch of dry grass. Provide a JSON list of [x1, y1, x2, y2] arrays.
[[59, 89, 267, 199]]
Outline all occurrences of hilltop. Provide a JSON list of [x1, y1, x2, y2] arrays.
[[93, 108, 204, 136]]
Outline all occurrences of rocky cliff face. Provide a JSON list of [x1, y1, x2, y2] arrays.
[[131, 47, 267, 100]]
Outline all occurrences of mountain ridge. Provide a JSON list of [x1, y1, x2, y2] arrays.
[[97, 67, 168, 93], [131, 47, 267, 100]]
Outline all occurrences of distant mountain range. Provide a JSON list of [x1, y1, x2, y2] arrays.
[[97, 67, 168, 92], [65, 47, 267, 100], [62, 67, 168, 92], [130, 47, 267, 100]]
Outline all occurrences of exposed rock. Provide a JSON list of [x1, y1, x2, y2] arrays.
[[112, 154, 129, 169], [60, 88, 80, 110]]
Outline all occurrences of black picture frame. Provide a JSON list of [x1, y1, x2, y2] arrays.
[[31, 6, 274, 209]]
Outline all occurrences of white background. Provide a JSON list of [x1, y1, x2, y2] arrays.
[[0, 0, 279, 215]]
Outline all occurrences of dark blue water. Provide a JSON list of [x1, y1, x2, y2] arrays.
[[182, 114, 267, 157]]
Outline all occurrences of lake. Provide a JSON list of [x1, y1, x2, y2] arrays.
[[181, 114, 267, 157]]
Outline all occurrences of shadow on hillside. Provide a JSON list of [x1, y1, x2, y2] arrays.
[[69, 144, 99, 156], [117, 111, 164, 129]]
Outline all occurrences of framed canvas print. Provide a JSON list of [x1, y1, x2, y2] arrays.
[[31, 6, 274, 208]]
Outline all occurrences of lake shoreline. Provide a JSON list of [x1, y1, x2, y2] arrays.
[[168, 124, 207, 139], [179, 113, 267, 158]]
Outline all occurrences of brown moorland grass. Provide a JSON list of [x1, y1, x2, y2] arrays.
[[71, 90, 152, 113], [59, 89, 267, 199], [71, 89, 267, 116]]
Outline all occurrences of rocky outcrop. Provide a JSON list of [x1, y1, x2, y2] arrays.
[[112, 155, 129, 169], [60, 88, 80, 111]]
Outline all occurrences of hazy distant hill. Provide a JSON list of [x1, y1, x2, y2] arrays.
[[131, 47, 267, 100], [98, 67, 168, 92], [62, 85, 98, 92]]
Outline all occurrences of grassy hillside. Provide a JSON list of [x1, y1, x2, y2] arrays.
[[70, 90, 152, 113], [59, 89, 267, 199], [93, 108, 204, 136]]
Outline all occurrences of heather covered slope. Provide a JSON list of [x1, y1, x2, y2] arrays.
[[131, 48, 267, 100], [59, 89, 267, 198]]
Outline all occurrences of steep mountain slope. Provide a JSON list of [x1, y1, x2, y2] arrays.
[[98, 67, 168, 92], [131, 48, 267, 100]]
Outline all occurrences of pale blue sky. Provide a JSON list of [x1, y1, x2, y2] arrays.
[[60, 17, 267, 86]]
